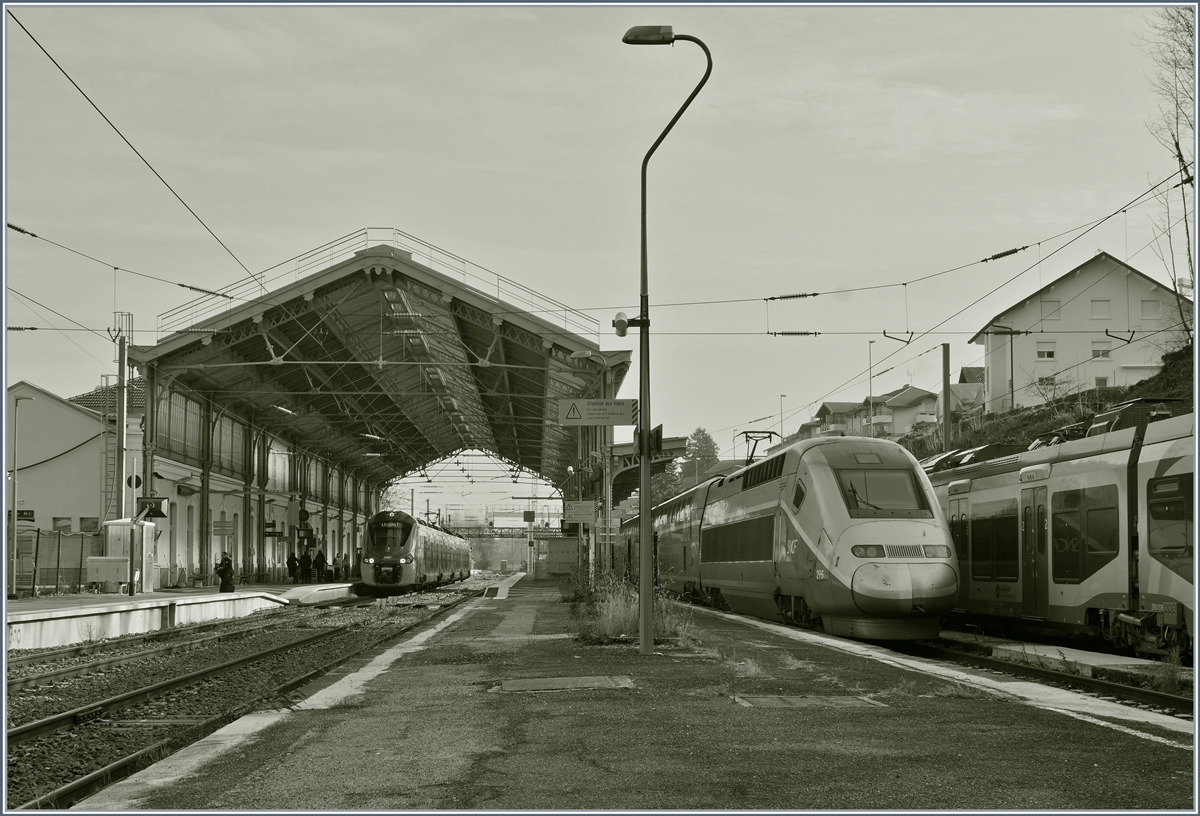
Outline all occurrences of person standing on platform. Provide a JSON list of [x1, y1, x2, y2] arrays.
[[217, 552, 235, 593], [314, 549, 327, 583], [286, 551, 298, 584], [299, 549, 312, 584], [331, 554, 341, 582]]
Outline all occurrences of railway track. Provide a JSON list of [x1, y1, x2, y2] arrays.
[[8, 587, 483, 809], [894, 640, 1194, 717], [7, 619, 294, 692]]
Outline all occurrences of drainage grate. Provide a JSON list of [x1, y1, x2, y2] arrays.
[[500, 675, 634, 692], [733, 695, 887, 708]]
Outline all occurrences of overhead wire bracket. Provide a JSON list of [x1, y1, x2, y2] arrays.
[[1105, 329, 1136, 345], [882, 331, 914, 345]]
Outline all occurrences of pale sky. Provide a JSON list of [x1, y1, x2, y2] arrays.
[[4, 4, 1191, 519]]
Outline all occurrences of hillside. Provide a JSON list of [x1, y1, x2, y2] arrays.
[[897, 341, 1194, 458]]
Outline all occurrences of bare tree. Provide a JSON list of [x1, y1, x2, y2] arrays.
[[1141, 7, 1195, 340]]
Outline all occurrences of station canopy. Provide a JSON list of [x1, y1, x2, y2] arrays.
[[131, 229, 631, 491]]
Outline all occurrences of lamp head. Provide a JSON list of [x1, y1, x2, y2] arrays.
[[623, 25, 675, 45]]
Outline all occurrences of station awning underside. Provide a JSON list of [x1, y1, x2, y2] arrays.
[[131, 242, 630, 490]]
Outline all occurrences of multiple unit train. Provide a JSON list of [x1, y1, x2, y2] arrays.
[[925, 407, 1194, 657], [617, 435, 960, 640], [358, 510, 473, 596]]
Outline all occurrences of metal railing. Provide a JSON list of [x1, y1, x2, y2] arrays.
[[157, 227, 599, 342]]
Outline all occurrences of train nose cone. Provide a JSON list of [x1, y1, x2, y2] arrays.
[[851, 562, 959, 617]]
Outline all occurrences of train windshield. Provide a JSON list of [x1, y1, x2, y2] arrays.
[[369, 519, 413, 552], [836, 469, 931, 518]]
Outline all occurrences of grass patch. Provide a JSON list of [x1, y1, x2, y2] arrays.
[[569, 575, 698, 645], [1149, 646, 1189, 695]]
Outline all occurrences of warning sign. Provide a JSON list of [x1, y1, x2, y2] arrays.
[[557, 399, 638, 426]]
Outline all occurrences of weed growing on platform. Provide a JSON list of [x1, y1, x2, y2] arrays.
[[1149, 646, 1187, 694], [569, 575, 697, 645]]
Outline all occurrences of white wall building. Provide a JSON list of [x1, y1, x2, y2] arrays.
[[969, 251, 1191, 413]]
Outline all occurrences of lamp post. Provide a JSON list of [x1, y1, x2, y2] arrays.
[[622, 24, 712, 656], [8, 396, 34, 600], [867, 341, 876, 437]]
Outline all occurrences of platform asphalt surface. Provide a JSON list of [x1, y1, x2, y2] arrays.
[[78, 576, 1193, 811]]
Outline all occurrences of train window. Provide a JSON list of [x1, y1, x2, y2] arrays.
[[1051, 485, 1119, 584], [792, 480, 806, 510], [970, 517, 993, 581], [968, 500, 1017, 582], [835, 469, 931, 518], [1148, 473, 1193, 582], [368, 518, 413, 553]]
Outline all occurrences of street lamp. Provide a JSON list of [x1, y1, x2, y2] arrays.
[[8, 396, 34, 600], [622, 24, 712, 656]]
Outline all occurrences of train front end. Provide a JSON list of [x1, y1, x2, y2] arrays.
[[361, 511, 419, 595], [811, 440, 959, 639]]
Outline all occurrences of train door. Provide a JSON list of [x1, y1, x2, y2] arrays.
[[775, 481, 798, 584], [948, 498, 968, 591], [1020, 487, 1049, 618]]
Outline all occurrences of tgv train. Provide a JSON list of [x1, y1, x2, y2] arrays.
[[359, 510, 473, 596], [926, 403, 1194, 657], [617, 436, 960, 640]]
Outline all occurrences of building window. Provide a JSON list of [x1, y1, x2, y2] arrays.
[[1090, 299, 1111, 319], [1095, 377, 1109, 388], [79, 517, 100, 534], [52, 517, 72, 533], [1041, 299, 1061, 320], [1036, 342, 1056, 360], [1038, 376, 1056, 387], [1091, 342, 1111, 359], [1141, 299, 1161, 319]]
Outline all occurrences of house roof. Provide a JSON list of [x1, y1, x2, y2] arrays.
[[959, 366, 985, 384], [68, 378, 146, 414], [815, 401, 860, 418], [885, 385, 936, 408], [9, 380, 116, 425], [968, 250, 1190, 344]]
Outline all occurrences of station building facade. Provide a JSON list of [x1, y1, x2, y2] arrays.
[[7, 378, 382, 592]]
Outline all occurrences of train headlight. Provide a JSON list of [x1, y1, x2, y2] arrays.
[[922, 545, 952, 558], [851, 545, 886, 558], [365, 557, 376, 564], [398, 557, 409, 564]]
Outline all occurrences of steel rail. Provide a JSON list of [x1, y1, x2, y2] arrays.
[[13, 587, 486, 810], [7, 626, 348, 745], [900, 642, 1193, 715], [8, 621, 292, 692]]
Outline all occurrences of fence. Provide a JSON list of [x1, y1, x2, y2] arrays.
[[10, 530, 105, 598]]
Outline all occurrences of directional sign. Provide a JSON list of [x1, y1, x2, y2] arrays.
[[212, 521, 236, 536], [564, 501, 595, 523], [558, 399, 638, 426]]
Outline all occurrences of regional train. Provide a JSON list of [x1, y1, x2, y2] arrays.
[[358, 510, 473, 596], [617, 435, 960, 640], [925, 401, 1194, 658]]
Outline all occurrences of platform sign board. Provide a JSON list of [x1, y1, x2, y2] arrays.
[[564, 501, 594, 523], [212, 521, 236, 536], [557, 399, 638, 426]]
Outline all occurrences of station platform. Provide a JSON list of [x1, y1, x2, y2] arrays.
[[5, 579, 357, 652], [73, 575, 1191, 810]]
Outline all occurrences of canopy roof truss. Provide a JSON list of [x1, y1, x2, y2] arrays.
[[132, 244, 630, 490]]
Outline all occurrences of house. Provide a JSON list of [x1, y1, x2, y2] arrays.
[[814, 402, 860, 436], [969, 251, 1191, 412]]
